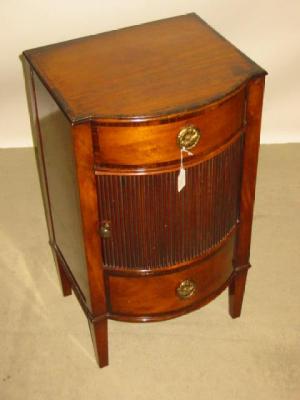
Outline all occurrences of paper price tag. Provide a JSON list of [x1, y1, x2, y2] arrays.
[[177, 147, 193, 192], [177, 167, 186, 192]]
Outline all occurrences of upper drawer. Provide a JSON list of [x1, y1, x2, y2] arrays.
[[94, 88, 246, 169]]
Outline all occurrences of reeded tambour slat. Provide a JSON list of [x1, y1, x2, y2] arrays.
[[97, 134, 244, 270]]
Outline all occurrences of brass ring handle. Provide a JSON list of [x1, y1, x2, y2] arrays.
[[176, 279, 197, 299], [177, 126, 201, 150]]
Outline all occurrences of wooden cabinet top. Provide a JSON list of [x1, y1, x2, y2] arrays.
[[23, 13, 266, 124]]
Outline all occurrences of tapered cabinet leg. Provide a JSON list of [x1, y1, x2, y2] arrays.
[[228, 270, 248, 319], [229, 78, 265, 320], [88, 319, 109, 368], [54, 256, 72, 297]]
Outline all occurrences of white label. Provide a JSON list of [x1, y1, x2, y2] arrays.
[[177, 167, 186, 192]]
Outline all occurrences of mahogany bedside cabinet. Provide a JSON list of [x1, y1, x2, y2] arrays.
[[22, 13, 266, 368]]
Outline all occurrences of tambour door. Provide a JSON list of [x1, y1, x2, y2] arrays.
[[96, 133, 244, 272]]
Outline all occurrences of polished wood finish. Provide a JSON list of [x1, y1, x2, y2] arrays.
[[23, 59, 85, 300], [56, 256, 72, 297], [33, 74, 91, 301], [94, 88, 245, 169], [88, 319, 108, 368], [71, 123, 109, 366], [22, 58, 55, 244], [23, 13, 265, 123], [23, 14, 266, 368], [229, 269, 248, 318], [97, 135, 243, 272], [230, 77, 265, 318], [108, 236, 234, 319], [71, 123, 107, 315]]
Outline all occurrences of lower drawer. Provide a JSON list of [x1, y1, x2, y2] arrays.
[[107, 236, 234, 319]]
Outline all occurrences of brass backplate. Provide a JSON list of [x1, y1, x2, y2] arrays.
[[100, 221, 111, 238], [176, 279, 197, 299], [177, 126, 201, 150]]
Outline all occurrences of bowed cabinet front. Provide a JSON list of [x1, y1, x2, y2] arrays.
[[22, 13, 266, 368]]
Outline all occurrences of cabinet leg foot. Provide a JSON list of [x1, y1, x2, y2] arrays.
[[228, 270, 248, 318], [89, 319, 109, 368], [55, 256, 72, 297]]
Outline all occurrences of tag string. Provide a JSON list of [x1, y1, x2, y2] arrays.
[[177, 147, 193, 192], [180, 147, 193, 170]]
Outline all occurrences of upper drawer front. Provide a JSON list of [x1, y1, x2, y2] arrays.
[[94, 88, 246, 168]]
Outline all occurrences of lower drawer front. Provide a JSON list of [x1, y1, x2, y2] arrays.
[[108, 236, 234, 317]]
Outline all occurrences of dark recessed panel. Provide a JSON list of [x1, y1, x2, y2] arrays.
[[97, 134, 243, 271]]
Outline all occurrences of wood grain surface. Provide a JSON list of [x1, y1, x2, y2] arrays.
[[22, 14, 266, 367], [108, 236, 234, 319], [94, 88, 245, 168], [23, 14, 266, 123], [97, 134, 243, 272]]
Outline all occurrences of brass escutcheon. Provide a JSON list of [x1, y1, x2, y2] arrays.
[[177, 126, 201, 150], [100, 221, 111, 238], [176, 279, 197, 300]]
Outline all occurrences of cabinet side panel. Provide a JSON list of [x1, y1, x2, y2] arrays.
[[33, 73, 90, 301], [22, 58, 55, 242]]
